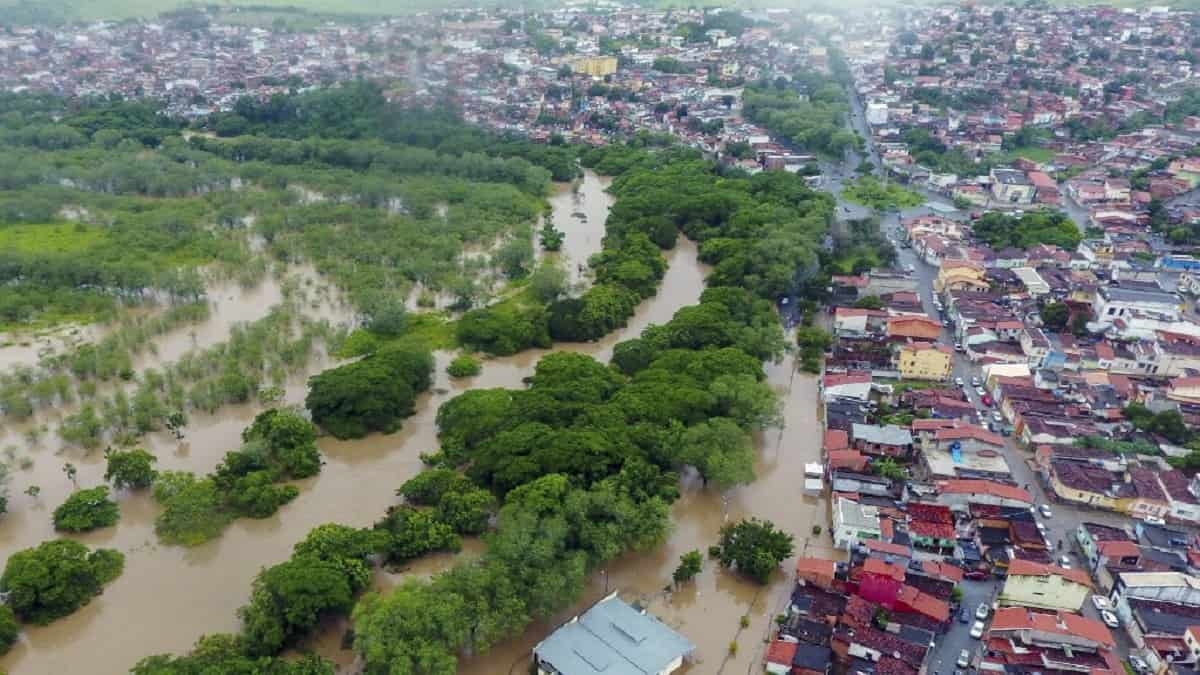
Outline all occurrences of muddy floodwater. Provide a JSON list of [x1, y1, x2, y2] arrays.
[[0, 169, 831, 675]]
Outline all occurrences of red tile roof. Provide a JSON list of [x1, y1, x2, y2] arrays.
[[864, 540, 910, 557], [938, 479, 1033, 504], [1006, 559, 1093, 588], [862, 557, 906, 582], [909, 519, 956, 539], [828, 449, 868, 472], [796, 557, 837, 580], [990, 607, 1114, 649], [766, 640, 798, 666], [896, 584, 950, 622], [922, 560, 965, 583], [824, 429, 850, 451], [823, 371, 873, 388], [1096, 540, 1140, 558]]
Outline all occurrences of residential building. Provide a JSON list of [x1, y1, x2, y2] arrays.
[[896, 343, 953, 381], [998, 559, 1093, 612], [833, 496, 881, 550]]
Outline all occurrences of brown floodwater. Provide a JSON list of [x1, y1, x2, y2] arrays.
[[0, 168, 831, 675]]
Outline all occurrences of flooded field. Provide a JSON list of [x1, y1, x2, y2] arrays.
[[0, 169, 831, 675]]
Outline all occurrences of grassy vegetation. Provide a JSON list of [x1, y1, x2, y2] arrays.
[[841, 176, 925, 211], [1000, 146, 1055, 164], [0, 223, 105, 255]]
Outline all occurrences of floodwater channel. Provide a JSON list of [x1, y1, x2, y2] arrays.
[[0, 169, 830, 675]]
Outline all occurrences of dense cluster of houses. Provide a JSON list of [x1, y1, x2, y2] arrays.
[[844, 4, 1200, 231]]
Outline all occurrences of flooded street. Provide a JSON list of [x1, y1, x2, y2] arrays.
[[0, 169, 829, 675]]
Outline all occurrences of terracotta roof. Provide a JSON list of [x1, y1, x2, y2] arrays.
[[896, 584, 950, 622], [824, 371, 873, 388], [828, 449, 868, 472], [796, 557, 837, 579], [938, 479, 1033, 504], [862, 557, 906, 582], [922, 560, 965, 583], [1096, 540, 1140, 558], [1006, 559, 1093, 588], [933, 424, 1005, 447], [864, 540, 910, 557], [990, 607, 1114, 649], [909, 519, 955, 539], [766, 640, 798, 666], [824, 429, 850, 451]]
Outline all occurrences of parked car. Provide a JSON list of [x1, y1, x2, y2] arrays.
[[1101, 610, 1119, 629], [1130, 656, 1150, 673], [955, 343, 964, 352], [975, 386, 986, 397], [959, 606, 970, 624], [957, 649, 972, 668], [955, 377, 965, 387], [1092, 596, 1112, 611], [970, 620, 986, 639], [1040, 504, 1053, 518], [971, 376, 981, 387], [1143, 515, 1165, 526], [1059, 555, 1071, 570], [991, 411, 1003, 423], [964, 569, 989, 581], [975, 603, 989, 620], [981, 393, 993, 407]]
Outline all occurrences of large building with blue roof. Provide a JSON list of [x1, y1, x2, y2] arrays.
[[533, 592, 695, 675]]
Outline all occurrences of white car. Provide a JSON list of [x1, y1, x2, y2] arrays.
[[975, 386, 986, 397], [1100, 610, 1119, 629], [969, 620, 985, 639], [1059, 555, 1071, 570], [955, 377, 965, 387], [1092, 596, 1112, 611], [975, 603, 989, 620], [991, 411, 1003, 423], [957, 649, 971, 668], [1143, 515, 1165, 526], [1040, 504, 1053, 518]]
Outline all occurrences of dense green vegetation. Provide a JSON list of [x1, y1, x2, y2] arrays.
[[742, 71, 857, 158], [52, 486, 120, 532], [713, 518, 795, 584], [971, 210, 1082, 250], [135, 124, 833, 672], [305, 344, 434, 439], [104, 447, 158, 490], [0, 539, 124, 625], [446, 354, 483, 378], [0, 604, 16, 656], [841, 176, 925, 211], [153, 408, 321, 545]]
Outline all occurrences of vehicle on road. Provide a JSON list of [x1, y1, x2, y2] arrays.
[[981, 393, 994, 406], [957, 649, 971, 668], [955, 343, 964, 352], [955, 377, 965, 387], [1142, 515, 1165, 526], [959, 606, 970, 624], [1101, 610, 1119, 629], [1131, 656, 1150, 673], [964, 569, 988, 581], [991, 411, 1003, 423], [1092, 596, 1112, 611], [975, 386, 986, 397], [1040, 504, 1053, 518], [975, 603, 989, 620], [1059, 555, 1071, 569], [970, 620, 986, 639], [971, 376, 981, 387]]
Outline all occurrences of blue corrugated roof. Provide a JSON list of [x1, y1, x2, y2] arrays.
[[534, 594, 695, 674]]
